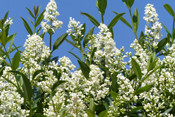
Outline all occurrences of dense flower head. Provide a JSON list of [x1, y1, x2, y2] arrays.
[[41, 0, 63, 33]]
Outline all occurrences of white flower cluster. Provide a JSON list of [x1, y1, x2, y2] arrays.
[[0, 67, 29, 116], [143, 4, 162, 50], [41, 0, 63, 33], [88, 23, 126, 74], [4, 17, 13, 25]]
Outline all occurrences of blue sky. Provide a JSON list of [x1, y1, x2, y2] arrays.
[[0, 0, 175, 68]]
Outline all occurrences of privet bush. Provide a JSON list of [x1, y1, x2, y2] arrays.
[[0, 0, 175, 116]]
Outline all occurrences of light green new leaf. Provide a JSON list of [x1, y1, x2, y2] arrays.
[[81, 12, 100, 27], [21, 17, 33, 35], [89, 98, 96, 116], [9, 70, 33, 101], [113, 11, 132, 29], [97, 0, 107, 16], [35, 10, 45, 27], [134, 84, 153, 95], [52, 33, 68, 52], [86, 110, 94, 117], [131, 58, 142, 80], [83, 26, 95, 48], [11, 51, 20, 70], [98, 110, 108, 117], [108, 12, 125, 29], [133, 7, 139, 32], [26, 7, 35, 18], [78, 60, 90, 79], [164, 4, 174, 17]]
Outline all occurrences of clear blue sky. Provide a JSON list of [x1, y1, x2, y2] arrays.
[[0, 0, 175, 67]]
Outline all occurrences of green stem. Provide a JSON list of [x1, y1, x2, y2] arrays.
[[4, 47, 12, 65], [29, 101, 33, 117], [101, 14, 104, 24], [50, 34, 52, 51], [172, 17, 175, 45]]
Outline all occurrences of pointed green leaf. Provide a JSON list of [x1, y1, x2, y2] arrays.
[[8, 35, 15, 53], [11, 51, 20, 70], [91, 47, 97, 59], [26, 7, 35, 18], [156, 37, 168, 53], [111, 72, 118, 92], [27, 17, 35, 27], [65, 39, 77, 48], [0, 20, 3, 29], [40, 32, 45, 39], [81, 12, 100, 27], [109, 92, 119, 101], [122, 0, 134, 9], [97, 0, 107, 16], [3, 11, 9, 24], [133, 7, 139, 32], [113, 11, 132, 29], [7, 33, 17, 44], [138, 31, 145, 48], [98, 110, 108, 117], [35, 10, 45, 27], [163, 108, 172, 116], [131, 58, 142, 80], [2, 31, 7, 46], [51, 80, 66, 92], [108, 12, 125, 29], [83, 26, 95, 48], [32, 70, 44, 80], [53, 33, 68, 52], [78, 60, 90, 79], [1, 76, 17, 88], [36, 27, 42, 34], [131, 106, 143, 113], [173, 28, 175, 40], [86, 110, 94, 117], [89, 98, 96, 115], [134, 84, 153, 95], [68, 51, 81, 61], [109, 27, 114, 39], [164, 4, 174, 17], [161, 23, 171, 37], [9, 70, 33, 101], [21, 17, 33, 35]]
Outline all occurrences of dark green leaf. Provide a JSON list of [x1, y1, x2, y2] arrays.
[[65, 39, 77, 48], [53, 33, 68, 52], [81, 12, 100, 27], [27, 17, 35, 27], [0, 20, 3, 29], [26, 7, 35, 18], [68, 51, 81, 61], [11, 51, 20, 70], [109, 92, 119, 101], [35, 10, 45, 27], [131, 58, 142, 80], [131, 106, 143, 113], [51, 80, 66, 92], [133, 7, 139, 32], [3, 11, 9, 25], [156, 37, 168, 53], [32, 70, 44, 80], [108, 12, 125, 29], [122, 0, 134, 9], [86, 110, 94, 117], [83, 26, 95, 48], [91, 47, 97, 59], [113, 11, 132, 29], [7, 33, 17, 44], [138, 31, 145, 48], [80, 23, 86, 41], [78, 60, 90, 79], [173, 28, 175, 40], [161, 23, 171, 37], [1, 76, 17, 88], [109, 27, 114, 39], [111, 72, 118, 92], [97, 0, 107, 16], [2, 31, 7, 46], [51, 56, 58, 63], [21, 17, 33, 35], [164, 4, 174, 17], [9, 70, 33, 101], [40, 32, 45, 39], [36, 27, 42, 34], [98, 110, 108, 117], [134, 84, 153, 95]]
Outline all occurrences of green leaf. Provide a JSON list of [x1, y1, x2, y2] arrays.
[[134, 84, 153, 95], [11, 51, 20, 70], [26, 7, 35, 18], [9, 70, 33, 101], [51, 80, 66, 92], [122, 0, 135, 9], [3, 11, 9, 24], [2, 31, 7, 46], [36, 27, 42, 34], [27, 17, 35, 27], [86, 110, 94, 117], [81, 12, 100, 27], [32, 70, 44, 80], [91, 47, 97, 59], [35, 10, 45, 27], [78, 60, 90, 79], [97, 0, 107, 16], [161, 23, 171, 37], [40, 32, 45, 39], [131, 58, 142, 80], [8, 36, 15, 53], [108, 12, 125, 29], [109, 92, 119, 101], [1, 76, 17, 88], [98, 110, 108, 117], [113, 11, 132, 29], [89, 98, 96, 116], [0, 20, 3, 29], [7, 33, 17, 44], [83, 26, 95, 48], [138, 31, 145, 48], [80, 23, 86, 41], [109, 27, 114, 39], [131, 106, 143, 113], [164, 4, 174, 17], [133, 7, 139, 32], [173, 28, 175, 40], [21, 17, 33, 35], [52, 33, 68, 52], [68, 51, 81, 61], [65, 39, 77, 48], [163, 108, 172, 116], [111, 72, 118, 92], [156, 37, 168, 53]]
